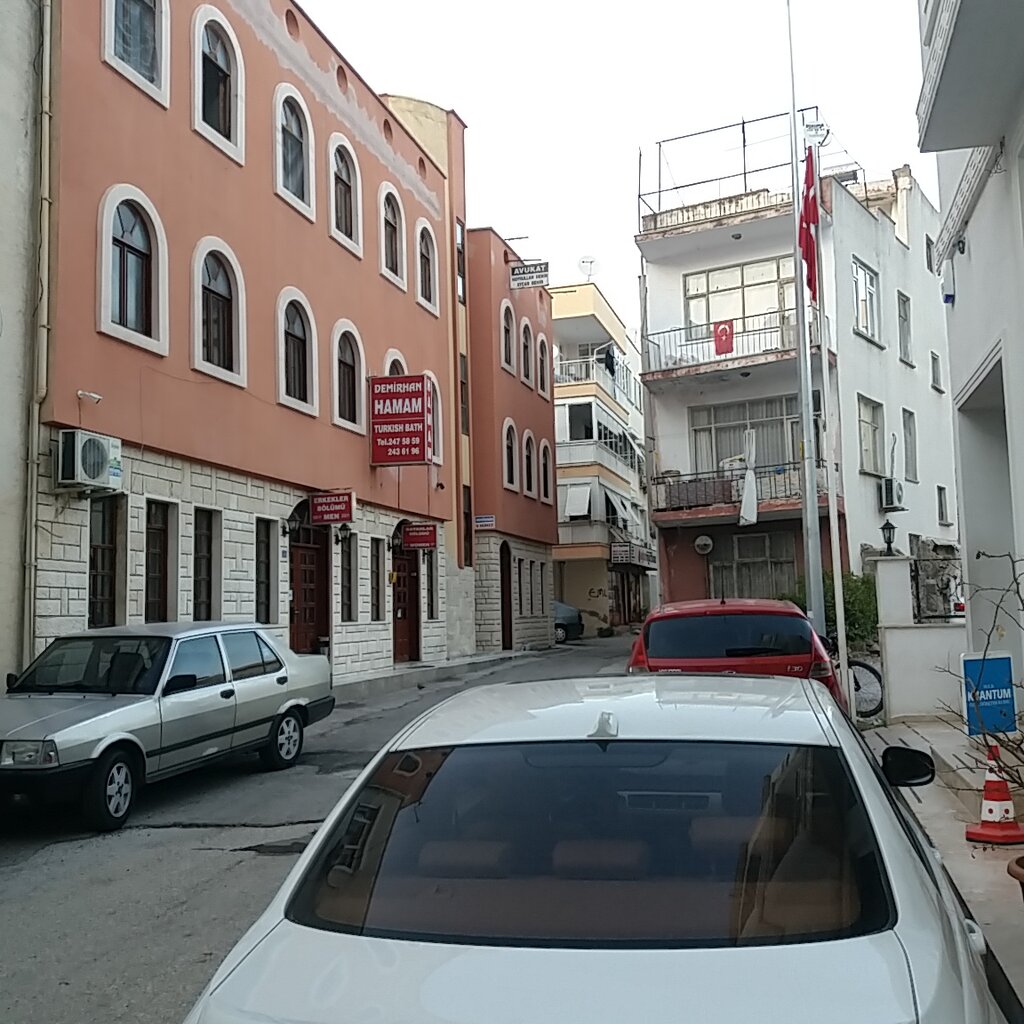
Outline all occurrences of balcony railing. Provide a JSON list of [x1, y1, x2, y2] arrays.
[[645, 311, 796, 374], [651, 462, 827, 515], [554, 357, 642, 410], [558, 517, 633, 546], [558, 438, 642, 479]]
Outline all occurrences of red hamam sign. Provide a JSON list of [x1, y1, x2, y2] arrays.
[[369, 375, 433, 466]]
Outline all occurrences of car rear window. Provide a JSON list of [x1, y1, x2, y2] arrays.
[[286, 740, 892, 948], [645, 613, 813, 660]]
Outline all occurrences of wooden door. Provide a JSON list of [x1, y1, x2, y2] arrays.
[[392, 549, 421, 663], [289, 526, 329, 655], [499, 542, 513, 651]]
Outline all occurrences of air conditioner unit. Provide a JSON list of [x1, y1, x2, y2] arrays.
[[55, 429, 123, 492], [879, 477, 906, 513]]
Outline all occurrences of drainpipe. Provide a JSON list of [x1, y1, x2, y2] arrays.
[[22, 0, 53, 666]]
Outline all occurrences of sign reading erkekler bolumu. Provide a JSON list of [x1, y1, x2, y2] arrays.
[[368, 375, 433, 466]]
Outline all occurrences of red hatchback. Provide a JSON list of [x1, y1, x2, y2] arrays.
[[628, 598, 847, 712]]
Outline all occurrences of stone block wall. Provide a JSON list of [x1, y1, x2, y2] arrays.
[[475, 532, 554, 652]]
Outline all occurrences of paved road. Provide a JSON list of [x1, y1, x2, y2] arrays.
[[0, 636, 631, 1024]]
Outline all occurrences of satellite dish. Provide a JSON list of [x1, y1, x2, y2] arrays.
[[694, 535, 714, 557], [578, 256, 599, 282]]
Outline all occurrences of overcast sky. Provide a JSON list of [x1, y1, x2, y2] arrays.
[[302, 0, 931, 333]]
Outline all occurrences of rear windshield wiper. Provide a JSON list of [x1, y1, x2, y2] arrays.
[[723, 647, 785, 657]]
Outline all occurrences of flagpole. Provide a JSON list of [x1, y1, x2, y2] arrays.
[[808, 133, 854, 713], [786, 0, 826, 634]]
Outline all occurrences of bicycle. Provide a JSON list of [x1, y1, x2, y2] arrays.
[[825, 635, 884, 719]]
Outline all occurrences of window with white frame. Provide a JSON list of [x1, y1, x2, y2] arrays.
[[930, 351, 943, 391], [709, 532, 797, 600], [501, 303, 515, 372], [683, 256, 795, 334], [329, 135, 362, 256], [503, 420, 519, 490], [853, 260, 879, 340], [192, 237, 246, 387], [427, 374, 442, 463], [691, 396, 805, 473], [937, 485, 951, 525], [540, 441, 552, 503], [537, 337, 550, 396], [277, 289, 319, 415], [416, 220, 439, 313], [521, 321, 533, 384], [99, 184, 169, 355], [379, 185, 406, 287], [902, 408, 918, 483], [897, 292, 912, 363], [333, 321, 365, 432], [456, 220, 466, 304], [274, 85, 315, 220], [523, 433, 536, 497], [925, 235, 935, 274], [104, 0, 170, 107], [858, 395, 884, 475], [193, 8, 244, 163]]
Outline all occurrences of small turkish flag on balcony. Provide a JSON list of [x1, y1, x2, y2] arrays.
[[713, 320, 735, 355]]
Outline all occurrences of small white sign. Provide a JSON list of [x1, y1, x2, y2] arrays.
[[474, 514, 496, 530], [510, 262, 549, 290]]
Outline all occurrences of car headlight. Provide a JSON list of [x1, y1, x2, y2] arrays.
[[1, 740, 59, 768]]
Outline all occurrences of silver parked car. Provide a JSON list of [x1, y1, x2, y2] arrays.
[[0, 623, 334, 831]]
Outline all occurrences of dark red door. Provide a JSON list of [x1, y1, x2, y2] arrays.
[[499, 542, 513, 651], [289, 526, 330, 655], [392, 549, 421, 663]]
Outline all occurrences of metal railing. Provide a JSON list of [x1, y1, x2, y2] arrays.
[[558, 438, 642, 478], [651, 461, 827, 514], [645, 311, 797, 373], [554, 357, 642, 411], [558, 516, 635, 546]]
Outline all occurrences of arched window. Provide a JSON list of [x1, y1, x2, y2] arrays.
[[428, 376, 441, 459], [281, 99, 306, 202], [540, 442, 552, 502], [201, 23, 231, 138], [337, 332, 358, 424], [284, 300, 309, 403], [329, 136, 362, 255], [419, 227, 435, 306], [538, 338, 549, 396], [334, 149, 354, 237], [502, 305, 515, 371], [504, 423, 518, 489], [524, 434, 536, 496], [388, 357, 405, 377], [201, 253, 233, 370], [383, 194, 401, 277], [111, 201, 152, 336], [521, 322, 533, 384], [105, 0, 170, 107]]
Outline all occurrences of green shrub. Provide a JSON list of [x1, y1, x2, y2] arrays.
[[779, 571, 878, 648]]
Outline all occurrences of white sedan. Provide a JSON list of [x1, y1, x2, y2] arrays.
[[183, 675, 1004, 1024]]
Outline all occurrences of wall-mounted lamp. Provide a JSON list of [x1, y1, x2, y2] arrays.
[[334, 523, 352, 545], [281, 508, 303, 538], [76, 390, 103, 404], [881, 519, 896, 557]]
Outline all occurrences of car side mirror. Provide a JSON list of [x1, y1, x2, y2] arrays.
[[882, 745, 935, 788], [162, 673, 198, 697], [6, 672, 17, 692]]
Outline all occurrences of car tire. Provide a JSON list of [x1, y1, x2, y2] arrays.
[[82, 747, 138, 832], [555, 624, 568, 644], [260, 710, 304, 771]]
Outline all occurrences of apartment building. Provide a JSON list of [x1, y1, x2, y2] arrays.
[[637, 114, 958, 604], [19, 0, 477, 684], [551, 283, 655, 633], [913, 2, 1024, 665], [466, 230, 557, 650]]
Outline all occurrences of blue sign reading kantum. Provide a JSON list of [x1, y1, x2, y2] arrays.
[[962, 652, 1018, 736]]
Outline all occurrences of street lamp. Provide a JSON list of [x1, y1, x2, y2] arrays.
[[881, 520, 896, 557]]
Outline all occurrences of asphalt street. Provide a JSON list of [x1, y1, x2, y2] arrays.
[[0, 636, 632, 1024]]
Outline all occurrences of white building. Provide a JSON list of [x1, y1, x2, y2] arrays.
[[913, 3, 1024, 664], [637, 114, 958, 605], [551, 284, 656, 633]]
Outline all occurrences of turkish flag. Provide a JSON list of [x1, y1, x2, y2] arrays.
[[713, 320, 734, 355], [799, 146, 819, 305]]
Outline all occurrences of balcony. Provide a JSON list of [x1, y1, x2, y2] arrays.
[[650, 462, 838, 526], [916, 0, 1024, 152], [645, 310, 797, 377], [557, 517, 630, 547], [557, 438, 642, 484]]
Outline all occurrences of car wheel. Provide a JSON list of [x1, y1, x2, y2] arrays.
[[82, 748, 137, 832], [555, 624, 568, 644], [260, 710, 304, 771]]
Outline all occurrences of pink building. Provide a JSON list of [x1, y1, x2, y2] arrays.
[[22, 0, 501, 681]]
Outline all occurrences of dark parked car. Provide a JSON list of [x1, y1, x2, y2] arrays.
[[552, 600, 584, 643]]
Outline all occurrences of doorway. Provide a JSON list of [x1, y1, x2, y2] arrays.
[[499, 541, 513, 650], [288, 500, 330, 655], [392, 524, 421, 663]]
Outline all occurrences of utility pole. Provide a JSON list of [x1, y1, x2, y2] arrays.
[[786, 0, 826, 634]]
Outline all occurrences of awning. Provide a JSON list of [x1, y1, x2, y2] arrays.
[[604, 487, 632, 526], [564, 483, 592, 518]]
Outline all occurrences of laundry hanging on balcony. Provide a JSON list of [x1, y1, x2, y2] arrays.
[[739, 428, 758, 527]]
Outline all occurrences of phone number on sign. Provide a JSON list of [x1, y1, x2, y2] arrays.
[[383, 446, 422, 458]]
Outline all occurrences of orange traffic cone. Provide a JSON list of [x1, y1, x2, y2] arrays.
[[966, 745, 1024, 845]]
